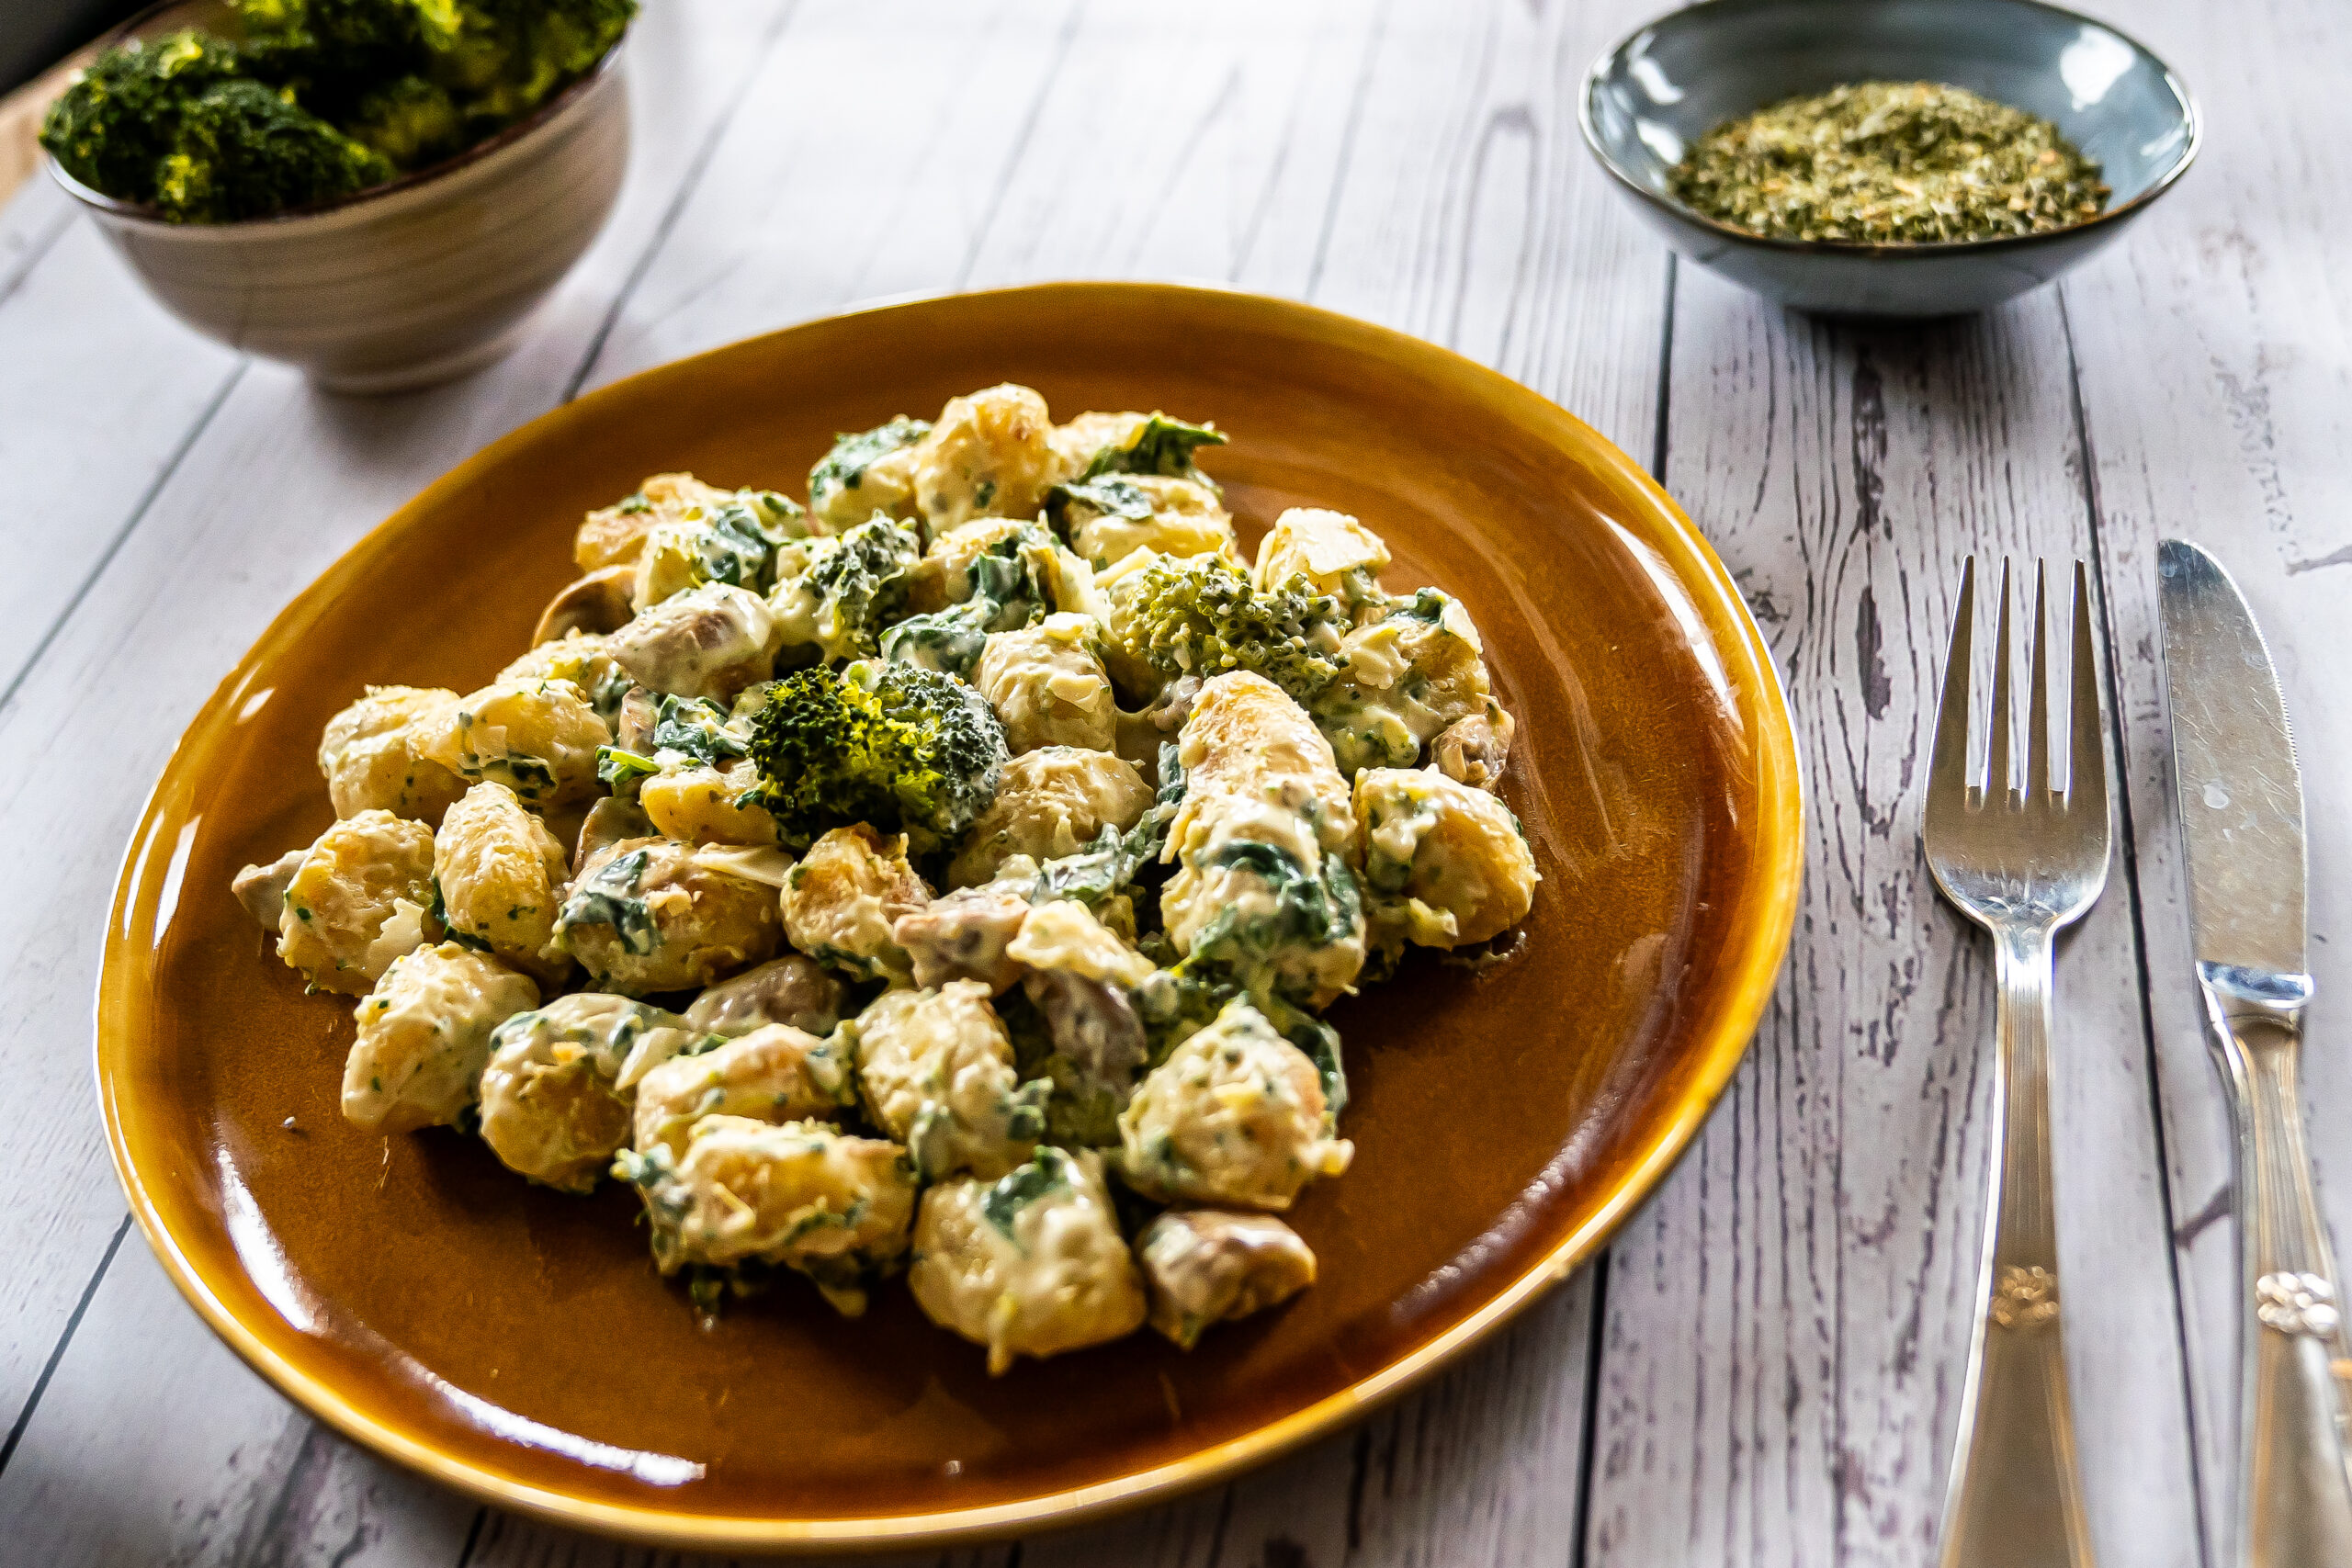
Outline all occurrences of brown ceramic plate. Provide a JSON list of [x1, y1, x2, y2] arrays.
[[96, 283, 1800, 1550]]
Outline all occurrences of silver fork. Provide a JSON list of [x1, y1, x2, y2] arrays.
[[1925, 557, 2111, 1568]]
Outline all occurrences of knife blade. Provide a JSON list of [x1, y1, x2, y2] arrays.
[[2155, 536, 2352, 1568], [2155, 538, 2307, 984]]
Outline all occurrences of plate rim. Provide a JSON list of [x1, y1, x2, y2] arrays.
[[94, 279, 1804, 1550]]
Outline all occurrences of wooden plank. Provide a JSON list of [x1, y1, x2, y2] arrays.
[[0, 0, 799, 1550], [0, 1241, 477, 1567], [2062, 0, 2352, 1547], [1580, 275, 2205, 1566]]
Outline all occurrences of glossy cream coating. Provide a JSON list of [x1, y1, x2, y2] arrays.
[[780, 823, 930, 982], [682, 953, 845, 1038], [946, 746, 1153, 888], [908, 1149, 1147, 1374], [1160, 671, 1365, 1007], [558, 837, 781, 995], [849, 981, 1040, 1180], [910, 382, 1057, 536], [1057, 473, 1235, 573], [1116, 998, 1352, 1210], [631, 1115, 917, 1314], [574, 472, 735, 572], [973, 613, 1117, 754], [413, 677, 612, 808], [343, 942, 539, 1134], [606, 582, 779, 702], [1251, 506, 1391, 617], [1353, 765, 1539, 949], [317, 684, 468, 824], [1314, 591, 1506, 777], [275, 809, 439, 996], [435, 781, 572, 983], [630, 1023, 856, 1158], [240, 386, 1551, 1360], [476, 994, 690, 1191], [639, 758, 777, 846], [1136, 1209, 1317, 1348], [496, 629, 625, 699]]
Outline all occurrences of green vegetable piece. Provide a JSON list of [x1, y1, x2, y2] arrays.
[[594, 745, 660, 792], [980, 1146, 1074, 1241], [1079, 414, 1227, 483], [555, 846, 657, 955], [746, 660, 1009, 852], [808, 419, 929, 516], [1114, 553, 1344, 705]]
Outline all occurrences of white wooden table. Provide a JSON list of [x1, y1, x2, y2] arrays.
[[0, 1, 2342, 1562]]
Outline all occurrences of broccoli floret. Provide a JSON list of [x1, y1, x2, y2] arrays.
[[340, 73, 461, 167], [153, 79, 395, 220], [746, 661, 1008, 852], [41, 31, 248, 201], [48, 0, 633, 221], [1109, 553, 1344, 705], [1078, 413, 1227, 484]]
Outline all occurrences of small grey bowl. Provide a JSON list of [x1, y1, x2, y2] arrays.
[[47, 0, 630, 393], [1580, 0, 2199, 317]]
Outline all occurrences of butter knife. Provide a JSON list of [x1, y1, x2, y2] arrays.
[[2156, 537, 2352, 1567]]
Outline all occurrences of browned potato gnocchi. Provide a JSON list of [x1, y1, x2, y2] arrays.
[[627, 1115, 917, 1316], [908, 1148, 1146, 1374], [343, 942, 539, 1134], [558, 837, 781, 995], [273, 809, 439, 995], [413, 678, 611, 808], [847, 981, 1042, 1181], [1116, 998, 1353, 1210], [779, 823, 929, 982], [630, 1023, 856, 1158], [946, 746, 1152, 889], [435, 781, 572, 983], [317, 685, 469, 824], [477, 993, 691, 1190]]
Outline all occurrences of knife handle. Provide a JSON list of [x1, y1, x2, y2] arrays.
[[2199, 973, 2352, 1568], [1940, 923, 2096, 1568]]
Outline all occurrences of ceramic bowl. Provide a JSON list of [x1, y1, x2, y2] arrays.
[[97, 283, 1804, 1549], [1580, 0, 2199, 317], [46, 0, 630, 393]]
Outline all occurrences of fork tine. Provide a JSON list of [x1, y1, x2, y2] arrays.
[[2068, 559, 2108, 816], [1986, 560, 2015, 804], [2026, 559, 2052, 797], [1928, 556, 1977, 808]]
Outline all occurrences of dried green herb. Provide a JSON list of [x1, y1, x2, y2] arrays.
[[1668, 81, 2109, 244]]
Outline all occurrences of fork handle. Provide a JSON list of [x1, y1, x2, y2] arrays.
[[2199, 969, 2352, 1568], [1939, 923, 2097, 1568]]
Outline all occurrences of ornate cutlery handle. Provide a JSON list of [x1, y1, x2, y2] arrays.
[[1939, 923, 2096, 1568], [2199, 964, 2352, 1568]]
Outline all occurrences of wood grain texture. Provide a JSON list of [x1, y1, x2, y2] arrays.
[[1581, 271, 2202, 1568], [0, 0, 2324, 1562], [2063, 0, 2352, 1545]]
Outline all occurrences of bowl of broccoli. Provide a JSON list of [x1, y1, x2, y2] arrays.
[[40, 0, 635, 392]]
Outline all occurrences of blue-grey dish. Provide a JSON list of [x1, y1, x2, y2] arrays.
[[1580, 0, 2199, 317]]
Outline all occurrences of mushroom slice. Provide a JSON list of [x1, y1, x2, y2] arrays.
[[532, 565, 637, 647]]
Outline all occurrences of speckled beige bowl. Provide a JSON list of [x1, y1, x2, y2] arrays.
[[47, 0, 631, 393]]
